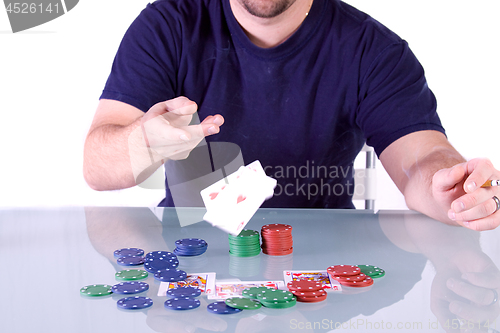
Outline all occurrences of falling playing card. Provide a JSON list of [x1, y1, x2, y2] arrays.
[[200, 160, 277, 235]]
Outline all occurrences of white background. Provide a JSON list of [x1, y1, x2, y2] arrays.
[[0, 0, 499, 209]]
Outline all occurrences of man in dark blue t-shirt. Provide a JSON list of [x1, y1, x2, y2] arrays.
[[83, 0, 500, 231]]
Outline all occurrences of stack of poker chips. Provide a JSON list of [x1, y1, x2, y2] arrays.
[[228, 229, 261, 257], [174, 238, 208, 256], [114, 247, 146, 266], [243, 286, 296, 309], [260, 224, 293, 256], [144, 251, 187, 282], [327, 265, 374, 288], [164, 286, 201, 311], [286, 280, 327, 302]]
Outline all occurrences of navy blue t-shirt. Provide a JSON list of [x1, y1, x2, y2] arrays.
[[101, 0, 445, 208]]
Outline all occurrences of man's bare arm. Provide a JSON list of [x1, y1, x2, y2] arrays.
[[83, 98, 224, 191], [380, 130, 500, 230]]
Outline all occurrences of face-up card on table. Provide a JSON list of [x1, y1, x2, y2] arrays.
[[208, 280, 286, 299], [157, 272, 216, 297], [283, 270, 342, 292]]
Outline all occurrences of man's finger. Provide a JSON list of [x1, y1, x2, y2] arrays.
[[433, 163, 466, 192], [463, 158, 496, 193]]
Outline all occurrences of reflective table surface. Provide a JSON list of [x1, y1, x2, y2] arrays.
[[1, 207, 499, 333]]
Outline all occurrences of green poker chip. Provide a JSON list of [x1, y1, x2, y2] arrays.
[[260, 298, 297, 309], [80, 284, 113, 297], [358, 265, 385, 278], [228, 229, 261, 257], [225, 297, 262, 310], [256, 289, 295, 303], [242, 287, 274, 299], [115, 269, 149, 281]]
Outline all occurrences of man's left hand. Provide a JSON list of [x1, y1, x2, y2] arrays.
[[433, 158, 500, 231]]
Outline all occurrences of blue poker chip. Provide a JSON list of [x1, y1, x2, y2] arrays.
[[117, 256, 145, 266], [144, 259, 179, 273], [114, 248, 144, 258], [175, 238, 207, 248], [117, 296, 153, 310], [167, 286, 202, 298], [112, 281, 149, 295], [207, 301, 242, 314], [173, 247, 207, 257], [154, 269, 187, 282], [164, 297, 200, 310], [145, 251, 177, 261], [173, 239, 208, 257]]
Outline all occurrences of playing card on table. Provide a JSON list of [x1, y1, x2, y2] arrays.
[[283, 270, 342, 293], [200, 160, 277, 235], [208, 280, 285, 299]]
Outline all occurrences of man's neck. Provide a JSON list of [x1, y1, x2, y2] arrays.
[[229, 0, 313, 49]]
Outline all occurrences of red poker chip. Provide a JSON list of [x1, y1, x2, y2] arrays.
[[262, 248, 293, 256], [287, 280, 323, 292], [291, 290, 327, 297], [330, 273, 367, 282], [338, 277, 374, 288], [261, 224, 292, 232], [327, 265, 361, 277], [295, 294, 328, 303]]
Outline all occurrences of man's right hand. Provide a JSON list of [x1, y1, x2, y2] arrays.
[[140, 96, 224, 161], [84, 97, 224, 191]]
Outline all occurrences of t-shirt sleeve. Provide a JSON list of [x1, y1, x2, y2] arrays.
[[100, 3, 179, 112], [356, 40, 445, 156]]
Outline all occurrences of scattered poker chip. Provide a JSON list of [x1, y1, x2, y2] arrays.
[[339, 276, 374, 288], [207, 301, 243, 314], [144, 258, 179, 273], [293, 294, 327, 303], [153, 269, 187, 282], [117, 256, 145, 266], [256, 289, 295, 303], [242, 287, 274, 299], [287, 279, 328, 303], [260, 298, 297, 309], [358, 265, 385, 278], [327, 265, 361, 277], [260, 224, 293, 256], [80, 284, 113, 297], [290, 289, 327, 298], [290, 289, 327, 303], [174, 238, 208, 256], [228, 229, 261, 257], [117, 296, 153, 310], [113, 248, 144, 258], [330, 273, 367, 283], [145, 251, 177, 261], [165, 297, 201, 310], [111, 281, 149, 295], [225, 297, 262, 310], [115, 269, 148, 281], [287, 280, 323, 292], [167, 286, 201, 298]]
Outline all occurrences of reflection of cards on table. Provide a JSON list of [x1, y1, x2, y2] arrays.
[[283, 270, 342, 293], [201, 160, 277, 235], [158, 272, 216, 297], [209, 280, 286, 299]]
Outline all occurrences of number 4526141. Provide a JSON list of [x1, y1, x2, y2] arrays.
[[5, 3, 60, 14]]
